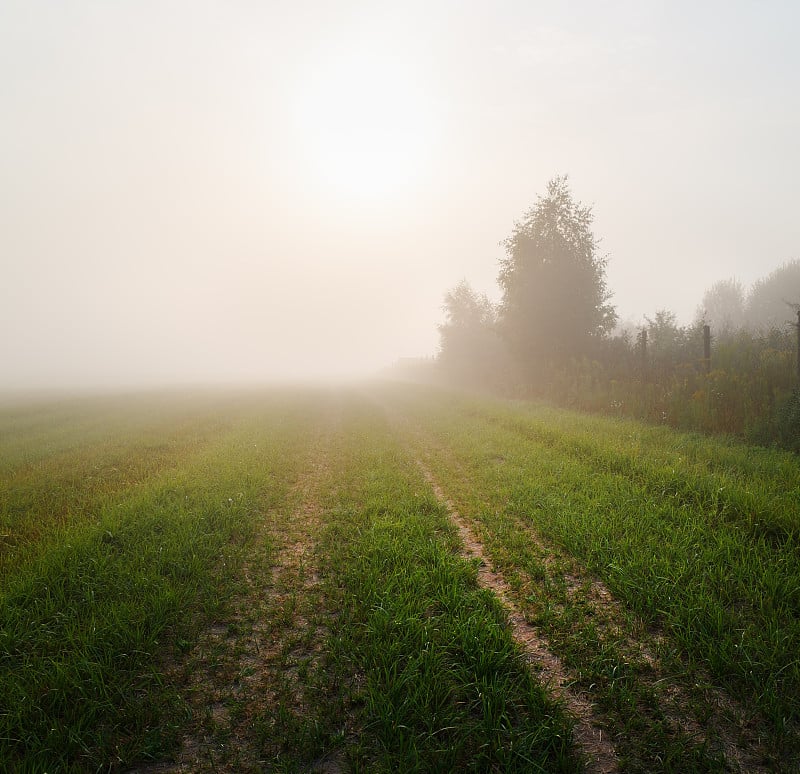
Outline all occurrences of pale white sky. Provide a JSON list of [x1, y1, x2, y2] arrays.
[[2, 1, 798, 387]]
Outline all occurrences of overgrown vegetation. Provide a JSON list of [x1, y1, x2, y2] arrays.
[[543, 317, 799, 445], [435, 177, 800, 449]]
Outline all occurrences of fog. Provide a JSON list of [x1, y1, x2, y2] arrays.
[[2, 1, 799, 390]]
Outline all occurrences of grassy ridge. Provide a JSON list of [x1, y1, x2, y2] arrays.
[[315, 398, 579, 771], [380, 383, 800, 764]]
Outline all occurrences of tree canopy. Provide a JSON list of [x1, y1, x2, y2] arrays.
[[437, 280, 509, 386], [744, 259, 800, 330], [497, 176, 616, 371], [695, 278, 746, 334], [694, 261, 800, 334]]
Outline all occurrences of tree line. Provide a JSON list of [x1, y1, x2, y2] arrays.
[[435, 176, 800, 451]]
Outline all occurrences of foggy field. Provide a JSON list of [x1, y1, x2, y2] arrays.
[[1, 384, 799, 772], [4, 5, 799, 771]]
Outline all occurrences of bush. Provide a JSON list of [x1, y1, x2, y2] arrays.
[[774, 388, 800, 453]]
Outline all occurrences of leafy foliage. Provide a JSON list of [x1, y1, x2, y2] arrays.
[[695, 278, 746, 333], [745, 259, 800, 331], [769, 387, 800, 454], [497, 176, 616, 370], [432, 181, 799, 451], [437, 280, 510, 387]]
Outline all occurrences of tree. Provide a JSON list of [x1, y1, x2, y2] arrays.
[[644, 309, 699, 378], [438, 280, 509, 386], [695, 278, 745, 334], [744, 259, 800, 331], [497, 176, 616, 374]]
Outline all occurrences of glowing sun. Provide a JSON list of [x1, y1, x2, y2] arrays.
[[294, 51, 439, 199]]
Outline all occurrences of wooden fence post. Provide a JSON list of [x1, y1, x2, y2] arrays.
[[640, 328, 648, 380]]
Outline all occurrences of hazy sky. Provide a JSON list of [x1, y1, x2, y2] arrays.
[[2, 1, 799, 388]]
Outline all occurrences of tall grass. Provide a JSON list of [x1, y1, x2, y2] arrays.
[[540, 325, 800, 447]]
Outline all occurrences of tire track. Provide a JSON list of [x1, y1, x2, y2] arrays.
[[416, 458, 621, 774], [430, 409, 777, 772], [130, 419, 342, 773], [367, 392, 621, 772], [382, 393, 776, 772]]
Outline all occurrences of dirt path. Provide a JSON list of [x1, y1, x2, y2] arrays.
[[417, 458, 621, 774], [367, 393, 620, 771], [130, 431, 339, 773], [423, 439, 774, 773]]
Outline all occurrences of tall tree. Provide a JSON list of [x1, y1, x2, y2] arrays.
[[497, 176, 615, 372]]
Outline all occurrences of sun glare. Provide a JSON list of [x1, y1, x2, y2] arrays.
[[294, 50, 438, 200]]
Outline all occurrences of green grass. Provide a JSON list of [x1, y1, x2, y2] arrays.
[[0, 392, 323, 770], [312, 399, 579, 772], [378, 382, 800, 769], [2, 384, 798, 771]]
